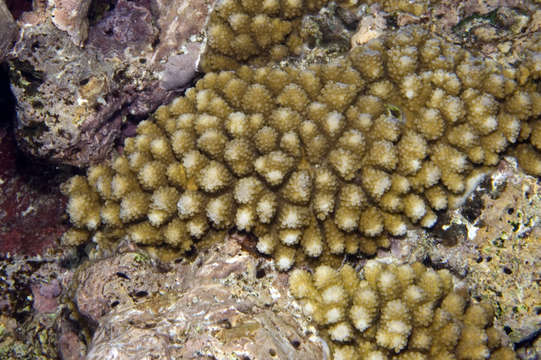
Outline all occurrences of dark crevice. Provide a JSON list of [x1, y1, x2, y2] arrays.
[[255, 267, 266, 279], [514, 327, 541, 350], [5, 0, 33, 20], [88, 0, 118, 26], [0, 63, 16, 125], [461, 191, 484, 223], [133, 290, 148, 298], [9, 59, 45, 97], [116, 272, 130, 280]]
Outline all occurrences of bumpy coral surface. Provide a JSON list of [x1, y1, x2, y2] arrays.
[[290, 260, 517, 359], [200, 0, 334, 71], [62, 24, 541, 271]]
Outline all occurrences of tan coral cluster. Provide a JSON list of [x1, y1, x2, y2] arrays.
[[200, 0, 332, 72], [62, 25, 541, 270], [290, 260, 517, 359]]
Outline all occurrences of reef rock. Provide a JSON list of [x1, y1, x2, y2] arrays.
[[73, 251, 163, 326], [8, 0, 214, 167], [427, 158, 540, 358], [0, 0, 17, 61], [0, 125, 70, 256], [50, 0, 92, 46], [76, 236, 327, 359], [0, 255, 76, 359]]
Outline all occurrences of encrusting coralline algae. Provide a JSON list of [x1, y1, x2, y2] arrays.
[[59, 0, 541, 358]]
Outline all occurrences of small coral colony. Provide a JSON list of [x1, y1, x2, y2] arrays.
[[61, 0, 540, 358]]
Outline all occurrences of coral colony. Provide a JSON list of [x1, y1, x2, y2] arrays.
[[290, 261, 516, 359], [61, 0, 541, 358]]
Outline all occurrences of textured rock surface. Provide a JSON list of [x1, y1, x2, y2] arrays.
[[8, 0, 213, 167], [0, 256, 79, 359], [427, 159, 540, 359], [0, 0, 18, 61], [468, 160, 540, 359], [50, 0, 92, 46], [0, 67, 71, 256], [73, 251, 163, 325], [77, 236, 327, 359], [0, 69, 82, 359]]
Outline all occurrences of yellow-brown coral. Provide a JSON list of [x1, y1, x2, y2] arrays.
[[200, 0, 332, 72], [63, 25, 541, 273], [289, 260, 517, 359]]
